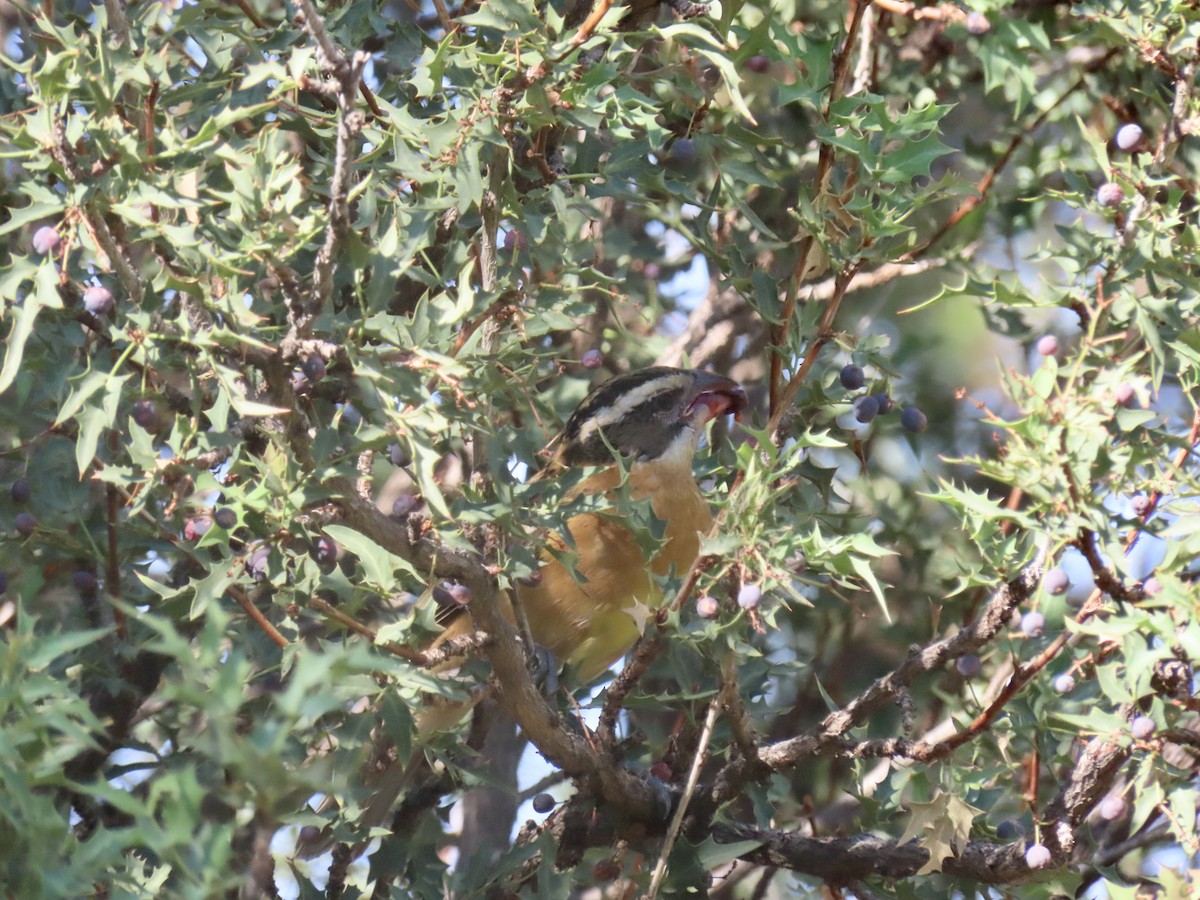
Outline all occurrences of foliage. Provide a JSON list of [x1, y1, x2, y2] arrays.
[[0, 0, 1198, 897]]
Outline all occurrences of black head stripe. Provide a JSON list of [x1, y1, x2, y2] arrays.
[[564, 368, 680, 434], [560, 367, 691, 466], [563, 407, 686, 466]]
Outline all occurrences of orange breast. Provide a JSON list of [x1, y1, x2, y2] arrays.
[[429, 458, 711, 687], [516, 458, 711, 680]]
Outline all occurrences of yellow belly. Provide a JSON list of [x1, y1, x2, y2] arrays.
[[425, 457, 712, 719], [514, 456, 712, 681]]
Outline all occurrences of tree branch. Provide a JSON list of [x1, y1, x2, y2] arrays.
[[713, 825, 1031, 884], [713, 566, 1040, 804], [292, 0, 368, 329], [333, 491, 678, 824]]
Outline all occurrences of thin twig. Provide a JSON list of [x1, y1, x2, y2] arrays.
[[768, 259, 863, 435], [718, 566, 1039, 801], [229, 585, 289, 648], [1125, 406, 1200, 552], [597, 632, 665, 746], [50, 120, 144, 306], [309, 595, 492, 666], [565, 0, 615, 51], [769, 0, 868, 413], [850, 4, 874, 95], [902, 77, 1087, 262], [102, 413, 128, 639], [431, 0, 455, 33], [103, 0, 131, 46], [871, 0, 965, 22], [1122, 60, 1194, 247], [667, 551, 712, 613], [720, 652, 759, 764], [643, 698, 720, 900], [231, 0, 267, 29], [293, 0, 368, 322]]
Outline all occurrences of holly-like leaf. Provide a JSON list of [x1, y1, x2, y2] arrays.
[[898, 793, 982, 874]]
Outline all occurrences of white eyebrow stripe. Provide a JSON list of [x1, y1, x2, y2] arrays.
[[575, 374, 690, 443]]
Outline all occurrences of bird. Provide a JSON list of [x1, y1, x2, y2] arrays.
[[350, 367, 747, 836], [428, 365, 748, 706]]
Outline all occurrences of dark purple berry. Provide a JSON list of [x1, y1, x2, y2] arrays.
[[298, 825, 322, 845], [955, 654, 982, 677], [1036, 334, 1059, 357], [32, 226, 62, 255], [1130, 495, 1152, 517], [290, 371, 309, 394], [696, 595, 719, 619], [745, 55, 770, 73], [1096, 182, 1125, 208], [1021, 611, 1046, 636], [532, 792, 555, 814], [581, 349, 603, 369], [132, 399, 162, 432], [839, 364, 865, 390], [1043, 567, 1070, 596], [503, 230, 526, 253], [315, 535, 337, 564], [14, 511, 36, 537], [445, 583, 471, 605], [900, 406, 928, 433], [871, 393, 893, 414], [996, 820, 1019, 840], [1130, 716, 1155, 739], [389, 443, 411, 467], [670, 137, 697, 165], [214, 507, 237, 529], [301, 356, 326, 381], [83, 285, 114, 315], [10, 478, 30, 504], [737, 584, 762, 610], [391, 494, 420, 518], [73, 570, 98, 593], [854, 395, 880, 423]]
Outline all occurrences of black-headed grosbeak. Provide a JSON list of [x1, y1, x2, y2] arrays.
[[430, 365, 747, 706], [355, 367, 747, 832]]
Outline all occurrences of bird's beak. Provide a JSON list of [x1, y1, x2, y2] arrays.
[[685, 371, 749, 425]]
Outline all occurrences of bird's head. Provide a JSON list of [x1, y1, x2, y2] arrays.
[[554, 367, 747, 468]]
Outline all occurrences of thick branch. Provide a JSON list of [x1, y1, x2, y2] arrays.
[[713, 826, 1031, 885], [713, 566, 1039, 804], [333, 492, 675, 823]]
